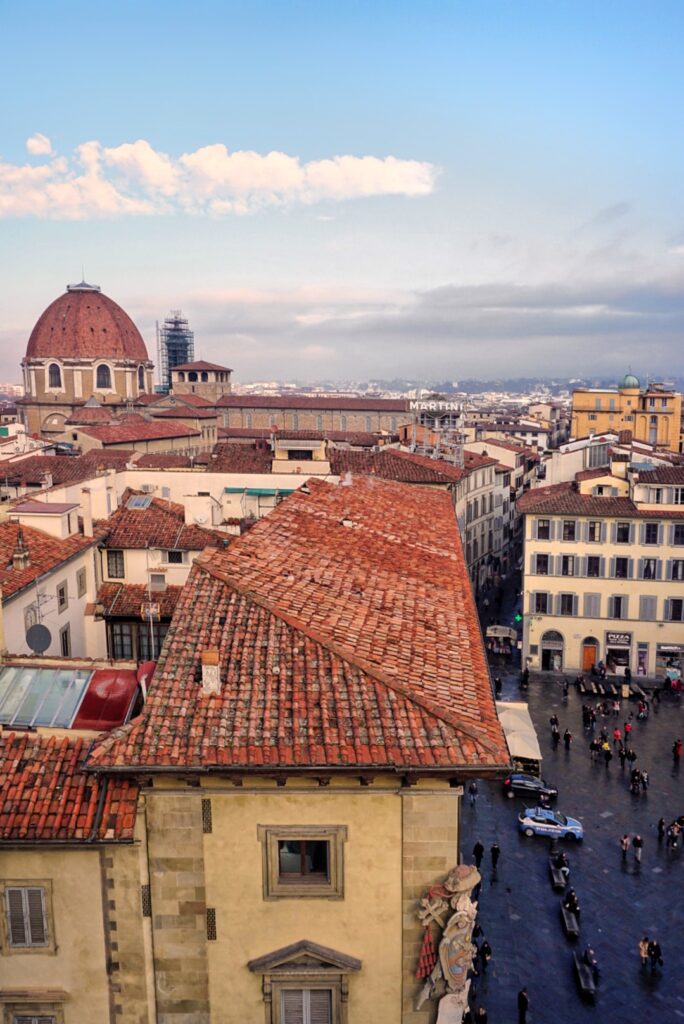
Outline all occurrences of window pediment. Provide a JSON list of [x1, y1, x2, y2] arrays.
[[248, 939, 361, 975]]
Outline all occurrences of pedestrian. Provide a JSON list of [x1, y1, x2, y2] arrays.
[[474, 1008, 488, 1024], [620, 834, 631, 861], [603, 744, 613, 768], [647, 938, 663, 974], [673, 739, 682, 765], [657, 817, 666, 842], [490, 842, 500, 872], [626, 747, 637, 766], [624, 720, 633, 740], [520, 667, 529, 688], [468, 780, 479, 807], [563, 728, 572, 750], [639, 936, 649, 969], [473, 840, 484, 869], [550, 713, 559, 734], [613, 726, 622, 746], [640, 769, 649, 791], [618, 745, 627, 769], [633, 834, 643, 865], [517, 987, 529, 1024], [494, 676, 502, 698], [478, 940, 492, 973], [612, 698, 620, 717]]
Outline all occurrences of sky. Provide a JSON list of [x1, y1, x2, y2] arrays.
[[1, 0, 683, 385]]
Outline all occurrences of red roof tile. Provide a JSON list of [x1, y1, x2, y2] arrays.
[[173, 360, 232, 371], [218, 426, 395, 446], [0, 732, 138, 842], [149, 407, 218, 420], [97, 582, 182, 619], [97, 490, 226, 551], [88, 476, 509, 775], [2, 451, 135, 488], [217, 395, 409, 411], [75, 422, 201, 444], [519, 483, 684, 519], [637, 467, 684, 485], [206, 443, 274, 473], [25, 286, 149, 362], [0, 521, 94, 600], [330, 448, 465, 484]]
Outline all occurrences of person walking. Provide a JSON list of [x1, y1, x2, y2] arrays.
[[624, 720, 633, 741], [478, 939, 492, 973], [490, 842, 500, 872], [633, 834, 643, 866], [618, 745, 627, 769], [657, 817, 666, 842], [640, 769, 649, 791], [639, 936, 649, 969], [648, 938, 663, 974], [563, 728, 572, 750], [468, 780, 479, 807], [613, 726, 622, 746], [620, 834, 631, 861], [673, 739, 682, 765], [473, 840, 484, 869], [474, 1008, 487, 1024], [603, 743, 613, 768], [517, 987, 529, 1024]]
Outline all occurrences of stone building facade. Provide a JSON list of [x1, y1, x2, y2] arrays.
[[216, 395, 411, 435]]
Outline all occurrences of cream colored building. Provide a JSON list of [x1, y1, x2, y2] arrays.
[[519, 462, 684, 677]]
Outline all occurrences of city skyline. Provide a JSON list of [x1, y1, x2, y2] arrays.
[[2, 0, 683, 383]]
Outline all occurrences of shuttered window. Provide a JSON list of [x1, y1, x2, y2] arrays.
[[5, 887, 48, 947], [281, 989, 332, 1024], [639, 596, 657, 621], [13, 1016, 57, 1024]]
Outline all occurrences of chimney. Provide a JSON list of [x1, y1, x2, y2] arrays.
[[12, 527, 30, 571], [200, 648, 221, 695], [81, 486, 94, 537]]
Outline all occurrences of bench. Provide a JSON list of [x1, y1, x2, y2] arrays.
[[630, 683, 647, 700], [549, 858, 567, 891], [572, 952, 597, 1003], [561, 904, 580, 939]]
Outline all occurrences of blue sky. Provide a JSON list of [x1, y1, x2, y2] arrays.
[[2, 0, 683, 383]]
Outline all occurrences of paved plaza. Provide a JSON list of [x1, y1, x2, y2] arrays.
[[461, 671, 684, 1023]]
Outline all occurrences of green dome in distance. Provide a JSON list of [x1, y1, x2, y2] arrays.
[[619, 370, 640, 389]]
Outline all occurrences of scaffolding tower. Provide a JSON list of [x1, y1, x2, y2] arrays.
[[409, 401, 465, 467], [156, 311, 195, 392]]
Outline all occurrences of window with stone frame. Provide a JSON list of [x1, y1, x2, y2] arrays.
[[561, 555, 575, 576], [535, 554, 550, 575], [76, 567, 87, 598], [7, 1009, 62, 1024], [587, 520, 602, 543], [616, 521, 631, 543], [671, 560, 684, 581], [562, 520, 576, 541], [257, 826, 347, 900], [644, 523, 659, 545], [587, 556, 601, 578], [248, 939, 361, 1024], [614, 557, 629, 579], [533, 592, 549, 614], [667, 598, 684, 622]]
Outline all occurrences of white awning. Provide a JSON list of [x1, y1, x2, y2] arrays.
[[495, 701, 542, 762]]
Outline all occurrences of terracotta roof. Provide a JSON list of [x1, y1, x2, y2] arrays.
[[65, 406, 118, 424], [330, 448, 464, 484], [0, 521, 94, 600], [517, 483, 684, 519], [1, 450, 135, 488], [133, 453, 209, 468], [74, 422, 201, 445], [173, 360, 232, 372], [135, 392, 164, 406], [149, 407, 218, 420], [218, 427, 395, 447], [25, 286, 149, 362], [637, 467, 684, 485], [216, 395, 409, 412], [0, 733, 138, 843], [462, 451, 499, 472], [162, 393, 215, 408], [12, 500, 79, 514], [206, 443, 274, 474], [476, 439, 527, 453], [575, 467, 612, 481], [97, 490, 225, 551], [97, 582, 182, 619], [87, 476, 509, 775]]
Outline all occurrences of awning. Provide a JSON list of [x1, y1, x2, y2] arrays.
[[486, 625, 518, 641], [495, 701, 542, 763]]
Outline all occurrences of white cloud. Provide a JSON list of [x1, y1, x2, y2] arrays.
[[26, 133, 53, 156], [0, 136, 437, 219]]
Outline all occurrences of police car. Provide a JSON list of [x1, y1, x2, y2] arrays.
[[518, 807, 584, 841]]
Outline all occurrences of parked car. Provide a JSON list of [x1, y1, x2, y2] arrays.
[[518, 807, 583, 841], [503, 772, 558, 801]]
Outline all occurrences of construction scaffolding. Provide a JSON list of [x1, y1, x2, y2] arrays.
[[156, 311, 195, 392]]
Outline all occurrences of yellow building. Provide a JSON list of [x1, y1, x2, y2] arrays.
[[519, 462, 684, 677], [570, 373, 682, 453], [83, 475, 509, 1024]]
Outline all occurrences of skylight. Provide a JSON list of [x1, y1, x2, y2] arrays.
[[0, 666, 93, 728], [126, 495, 153, 509]]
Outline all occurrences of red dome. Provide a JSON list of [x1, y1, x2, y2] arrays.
[[25, 283, 149, 362]]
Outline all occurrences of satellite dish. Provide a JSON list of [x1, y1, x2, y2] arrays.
[[26, 623, 52, 654], [194, 514, 208, 524]]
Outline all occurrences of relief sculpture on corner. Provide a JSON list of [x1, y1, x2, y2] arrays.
[[415, 863, 480, 1023]]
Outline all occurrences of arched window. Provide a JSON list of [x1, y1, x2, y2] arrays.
[[48, 363, 61, 388], [138, 365, 145, 391], [178, 371, 185, 382], [96, 364, 112, 389], [189, 371, 198, 382], [201, 371, 209, 382]]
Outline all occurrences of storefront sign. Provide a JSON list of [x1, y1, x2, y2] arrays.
[[606, 631, 632, 647], [409, 400, 461, 412]]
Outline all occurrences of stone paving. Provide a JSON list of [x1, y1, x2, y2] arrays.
[[461, 672, 684, 1023]]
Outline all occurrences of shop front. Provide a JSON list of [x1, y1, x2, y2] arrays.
[[656, 643, 684, 683], [605, 631, 631, 674], [541, 629, 564, 671]]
